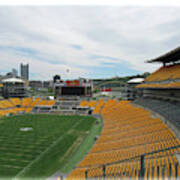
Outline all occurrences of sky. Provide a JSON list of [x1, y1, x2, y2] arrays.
[[0, 6, 180, 80]]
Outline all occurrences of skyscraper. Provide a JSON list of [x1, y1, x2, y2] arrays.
[[20, 63, 29, 80], [12, 68, 18, 77]]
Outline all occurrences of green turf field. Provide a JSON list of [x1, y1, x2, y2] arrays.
[[0, 114, 98, 179]]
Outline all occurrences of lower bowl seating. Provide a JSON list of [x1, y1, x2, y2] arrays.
[[67, 100, 180, 179]]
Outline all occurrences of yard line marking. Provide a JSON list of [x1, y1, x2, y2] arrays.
[[13, 119, 83, 179]]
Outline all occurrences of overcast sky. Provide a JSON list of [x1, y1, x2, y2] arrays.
[[0, 6, 180, 80]]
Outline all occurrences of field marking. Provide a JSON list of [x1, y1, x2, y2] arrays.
[[0, 164, 22, 169], [50, 117, 100, 177], [59, 136, 83, 163], [13, 119, 83, 179]]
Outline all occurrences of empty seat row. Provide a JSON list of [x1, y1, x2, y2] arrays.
[[145, 64, 180, 82], [0, 97, 53, 117], [67, 100, 180, 179]]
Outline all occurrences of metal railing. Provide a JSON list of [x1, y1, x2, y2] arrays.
[[84, 145, 180, 179]]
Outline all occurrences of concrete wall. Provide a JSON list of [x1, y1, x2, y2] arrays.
[[132, 102, 180, 141]]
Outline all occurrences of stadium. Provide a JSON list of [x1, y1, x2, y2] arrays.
[[0, 46, 179, 180]]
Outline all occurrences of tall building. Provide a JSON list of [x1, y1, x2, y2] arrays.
[[12, 68, 18, 77], [20, 63, 29, 80]]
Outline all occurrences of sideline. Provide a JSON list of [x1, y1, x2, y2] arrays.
[[48, 115, 103, 180]]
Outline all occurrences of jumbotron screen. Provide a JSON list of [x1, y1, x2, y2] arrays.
[[61, 86, 85, 96]]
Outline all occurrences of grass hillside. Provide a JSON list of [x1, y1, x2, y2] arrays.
[[0, 114, 99, 179]]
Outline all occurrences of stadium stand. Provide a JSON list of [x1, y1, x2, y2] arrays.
[[66, 47, 180, 179], [21, 97, 33, 107], [92, 99, 104, 114], [134, 47, 180, 138], [33, 99, 56, 113], [88, 101, 97, 108], [38, 99, 48, 106], [145, 64, 180, 82], [78, 99, 117, 115], [79, 101, 89, 107], [9, 98, 21, 106], [0, 99, 14, 109], [0, 97, 56, 116], [25, 97, 41, 112], [137, 47, 180, 90], [30, 97, 41, 107], [67, 100, 180, 179], [134, 98, 180, 129], [33, 99, 56, 107], [136, 81, 180, 89], [79, 100, 97, 108], [136, 77, 180, 90], [46, 100, 56, 106]]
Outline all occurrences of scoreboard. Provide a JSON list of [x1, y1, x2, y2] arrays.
[[54, 78, 93, 98]]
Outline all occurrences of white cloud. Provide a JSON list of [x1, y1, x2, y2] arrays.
[[0, 6, 180, 79], [1, 0, 180, 6]]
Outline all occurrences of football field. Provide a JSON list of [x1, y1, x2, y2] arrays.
[[0, 114, 97, 179]]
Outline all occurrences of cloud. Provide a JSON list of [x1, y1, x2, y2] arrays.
[[0, 6, 179, 80], [71, 44, 83, 50]]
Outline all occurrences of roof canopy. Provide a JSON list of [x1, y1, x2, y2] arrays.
[[128, 78, 144, 84], [2, 78, 24, 83], [146, 46, 180, 64]]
